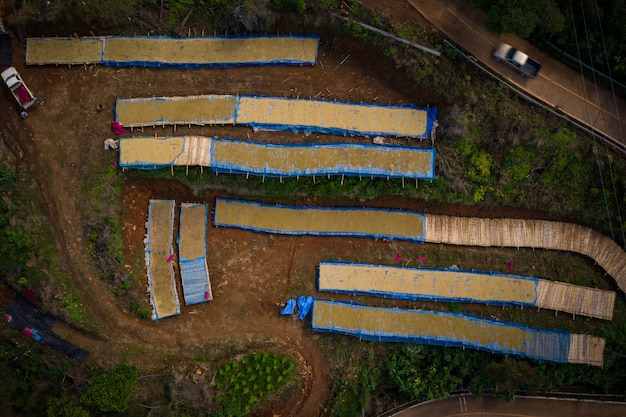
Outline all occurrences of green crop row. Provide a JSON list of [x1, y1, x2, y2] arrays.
[[215, 352, 294, 416]]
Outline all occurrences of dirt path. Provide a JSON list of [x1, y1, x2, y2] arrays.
[[1, 109, 329, 414], [0, 25, 419, 414]]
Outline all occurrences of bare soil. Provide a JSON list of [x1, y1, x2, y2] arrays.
[[0, 17, 431, 415]]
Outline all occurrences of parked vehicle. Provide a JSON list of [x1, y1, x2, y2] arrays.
[[493, 42, 541, 78], [1, 66, 41, 117]]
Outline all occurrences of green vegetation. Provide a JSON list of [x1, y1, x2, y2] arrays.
[[81, 165, 124, 275], [0, 165, 40, 288], [328, 355, 379, 417], [386, 344, 487, 402], [0, 336, 71, 413], [472, 0, 564, 38], [215, 352, 294, 416], [0, 162, 95, 329], [381, 337, 626, 406], [46, 395, 90, 417], [272, 0, 307, 14], [80, 364, 138, 413]]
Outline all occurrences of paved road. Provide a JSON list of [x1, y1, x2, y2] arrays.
[[407, 0, 626, 153], [391, 395, 626, 417]]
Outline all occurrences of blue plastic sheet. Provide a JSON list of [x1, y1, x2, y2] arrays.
[[297, 296, 314, 320], [280, 298, 297, 315], [178, 204, 212, 305]]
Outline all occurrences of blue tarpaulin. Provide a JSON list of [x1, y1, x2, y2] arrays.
[[280, 298, 297, 315], [297, 296, 314, 320]]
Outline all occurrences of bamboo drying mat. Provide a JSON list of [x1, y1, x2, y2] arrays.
[[210, 139, 434, 177], [26, 37, 104, 64], [536, 280, 615, 320], [119, 137, 185, 168], [146, 200, 179, 319], [116, 95, 237, 127], [425, 215, 626, 293], [236, 96, 429, 137], [318, 262, 537, 304], [178, 204, 206, 260], [567, 334, 605, 367], [104, 36, 318, 64], [214, 198, 425, 241]]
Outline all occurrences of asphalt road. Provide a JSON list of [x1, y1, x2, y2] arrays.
[[407, 0, 626, 153], [391, 395, 626, 417]]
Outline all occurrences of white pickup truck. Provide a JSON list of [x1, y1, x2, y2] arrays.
[[2, 67, 40, 116], [493, 42, 542, 78]]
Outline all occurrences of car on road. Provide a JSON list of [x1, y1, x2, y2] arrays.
[[493, 42, 541, 78]]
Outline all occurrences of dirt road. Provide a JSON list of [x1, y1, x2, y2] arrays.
[[0, 9, 437, 411]]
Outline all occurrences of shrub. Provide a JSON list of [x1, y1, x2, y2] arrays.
[[47, 395, 90, 417], [81, 364, 138, 413], [216, 352, 294, 416]]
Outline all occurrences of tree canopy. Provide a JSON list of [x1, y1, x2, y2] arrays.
[[80, 364, 138, 413]]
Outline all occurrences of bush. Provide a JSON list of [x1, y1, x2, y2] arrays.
[[271, 0, 306, 13], [385, 345, 489, 402], [47, 395, 90, 417], [81, 364, 138, 413], [215, 352, 294, 416]]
